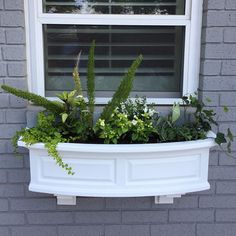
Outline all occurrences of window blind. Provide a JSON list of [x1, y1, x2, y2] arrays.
[[43, 0, 185, 15], [44, 24, 185, 98]]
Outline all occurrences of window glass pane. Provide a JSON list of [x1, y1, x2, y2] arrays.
[[43, 0, 185, 15], [44, 25, 185, 98]]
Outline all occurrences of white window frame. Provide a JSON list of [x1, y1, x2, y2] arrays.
[[24, 0, 203, 105]]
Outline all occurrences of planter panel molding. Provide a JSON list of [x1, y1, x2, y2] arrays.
[[18, 138, 215, 205]]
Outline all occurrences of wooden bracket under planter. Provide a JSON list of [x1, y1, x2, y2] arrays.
[[18, 137, 216, 205]]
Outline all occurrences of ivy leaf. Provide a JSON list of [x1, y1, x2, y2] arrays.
[[215, 132, 227, 145], [206, 97, 212, 103], [172, 103, 180, 123], [223, 106, 229, 113], [227, 141, 232, 153], [227, 128, 234, 142], [62, 113, 68, 123]]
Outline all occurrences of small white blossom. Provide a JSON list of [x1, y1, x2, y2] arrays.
[[99, 119, 105, 127], [132, 120, 138, 126]]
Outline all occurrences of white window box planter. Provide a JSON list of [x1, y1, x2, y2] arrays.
[[18, 137, 216, 205]]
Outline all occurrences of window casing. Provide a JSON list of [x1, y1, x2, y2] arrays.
[[24, 0, 203, 104]]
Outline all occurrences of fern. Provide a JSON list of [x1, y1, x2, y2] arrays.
[[100, 55, 143, 121], [1, 85, 64, 114], [73, 51, 83, 96], [87, 40, 96, 127]]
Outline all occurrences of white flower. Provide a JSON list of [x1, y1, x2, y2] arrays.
[[99, 119, 105, 127], [132, 120, 138, 126], [148, 109, 156, 116], [144, 107, 148, 113]]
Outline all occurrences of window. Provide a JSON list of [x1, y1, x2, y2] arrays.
[[25, 0, 203, 104]]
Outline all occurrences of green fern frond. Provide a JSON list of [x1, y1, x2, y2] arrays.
[[73, 51, 83, 96], [1, 85, 64, 114], [87, 40, 96, 127], [100, 55, 143, 121]]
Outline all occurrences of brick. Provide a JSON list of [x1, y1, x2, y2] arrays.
[[58, 197, 105, 210], [220, 92, 236, 106], [206, 0, 226, 9], [0, 184, 24, 197], [0, 78, 4, 92], [2, 46, 26, 60], [169, 210, 214, 222], [197, 224, 236, 236], [106, 197, 151, 209], [4, 0, 24, 10], [9, 94, 27, 108], [27, 212, 74, 225], [8, 169, 30, 183], [6, 28, 25, 44], [200, 76, 236, 91], [10, 199, 56, 211], [122, 210, 167, 223], [1, 11, 24, 27], [0, 140, 7, 152], [219, 152, 236, 165], [7, 62, 26, 77], [0, 213, 24, 225], [226, 0, 236, 9], [0, 155, 23, 168], [75, 211, 120, 224], [199, 91, 219, 107], [6, 110, 26, 123], [202, 27, 223, 43], [200, 196, 236, 208], [12, 227, 57, 236], [0, 228, 9, 236], [105, 225, 150, 236], [217, 181, 236, 194], [0, 171, 7, 183], [0, 199, 8, 211], [216, 209, 236, 222], [0, 0, 3, 9], [200, 60, 221, 76], [209, 166, 236, 180], [224, 28, 236, 42], [0, 110, 5, 123], [58, 226, 103, 236], [4, 78, 27, 90], [151, 224, 195, 236], [206, 11, 236, 27], [0, 94, 9, 108], [0, 29, 5, 44], [216, 107, 236, 122], [0, 124, 24, 138], [222, 61, 236, 75], [204, 44, 236, 59]]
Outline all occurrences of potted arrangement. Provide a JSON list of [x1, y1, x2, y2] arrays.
[[1, 42, 233, 205]]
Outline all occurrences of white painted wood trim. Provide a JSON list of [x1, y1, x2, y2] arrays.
[[25, 0, 204, 104]]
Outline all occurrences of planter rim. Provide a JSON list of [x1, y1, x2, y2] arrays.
[[18, 137, 216, 153]]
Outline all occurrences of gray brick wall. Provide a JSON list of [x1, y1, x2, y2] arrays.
[[0, 0, 236, 235]]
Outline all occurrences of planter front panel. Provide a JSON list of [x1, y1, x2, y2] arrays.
[[26, 140, 214, 198]]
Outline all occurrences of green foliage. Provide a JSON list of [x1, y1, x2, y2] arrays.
[[73, 51, 83, 96], [1, 85, 64, 114], [95, 97, 157, 144], [156, 95, 234, 153], [87, 40, 95, 127], [3, 42, 234, 174], [14, 112, 74, 175], [100, 55, 143, 122]]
